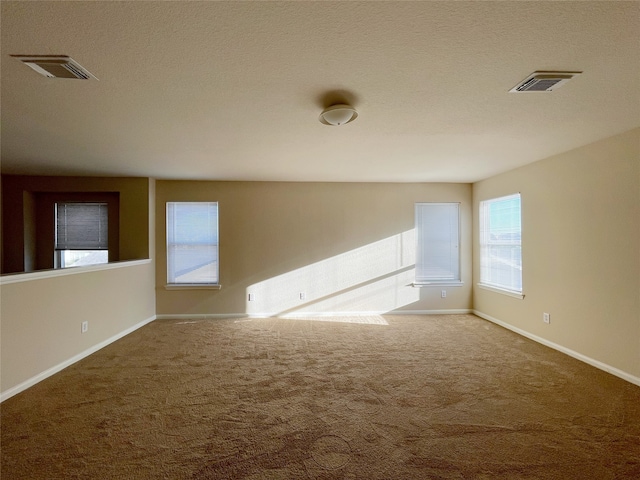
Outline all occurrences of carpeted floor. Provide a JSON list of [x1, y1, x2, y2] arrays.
[[2, 314, 639, 479]]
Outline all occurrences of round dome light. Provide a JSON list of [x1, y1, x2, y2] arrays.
[[319, 104, 358, 126]]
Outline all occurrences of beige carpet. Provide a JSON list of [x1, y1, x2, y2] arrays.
[[2, 314, 639, 479]]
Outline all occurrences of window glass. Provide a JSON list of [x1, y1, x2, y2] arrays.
[[479, 194, 522, 293], [167, 202, 219, 284]]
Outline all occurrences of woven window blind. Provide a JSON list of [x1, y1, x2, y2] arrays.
[[167, 202, 219, 284], [55, 202, 108, 250], [415, 203, 460, 284]]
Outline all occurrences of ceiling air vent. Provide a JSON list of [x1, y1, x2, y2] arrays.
[[10, 55, 97, 80], [510, 71, 581, 92]]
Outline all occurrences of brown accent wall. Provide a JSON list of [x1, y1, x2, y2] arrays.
[[1, 175, 149, 273]]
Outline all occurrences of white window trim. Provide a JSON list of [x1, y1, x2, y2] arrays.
[[477, 283, 525, 299], [412, 281, 464, 288], [479, 193, 523, 295], [164, 284, 222, 290], [166, 201, 220, 286]]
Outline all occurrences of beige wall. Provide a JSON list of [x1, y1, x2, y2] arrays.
[[156, 181, 472, 316], [0, 177, 157, 398], [473, 128, 640, 379], [1, 175, 150, 273], [4, 128, 638, 395], [0, 263, 156, 394]]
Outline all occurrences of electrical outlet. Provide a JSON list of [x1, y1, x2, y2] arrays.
[[543, 313, 550, 324], [299, 292, 306, 300], [81, 321, 89, 333], [441, 290, 447, 298], [248, 293, 255, 302]]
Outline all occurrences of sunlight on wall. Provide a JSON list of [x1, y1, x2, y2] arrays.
[[246, 230, 419, 317]]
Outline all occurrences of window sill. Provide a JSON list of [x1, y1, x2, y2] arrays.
[[477, 283, 524, 299], [164, 284, 222, 290], [412, 281, 464, 287]]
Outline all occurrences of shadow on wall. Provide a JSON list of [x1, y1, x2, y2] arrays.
[[246, 230, 418, 319]]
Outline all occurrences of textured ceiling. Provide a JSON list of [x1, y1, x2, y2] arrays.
[[1, 1, 639, 182]]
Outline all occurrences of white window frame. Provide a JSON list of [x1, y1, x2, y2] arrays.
[[414, 202, 462, 286], [166, 202, 220, 288], [478, 193, 523, 298]]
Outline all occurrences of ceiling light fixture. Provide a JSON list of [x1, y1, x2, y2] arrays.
[[319, 104, 358, 126]]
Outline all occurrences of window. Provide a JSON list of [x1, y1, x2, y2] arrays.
[[55, 202, 109, 268], [479, 193, 522, 295], [415, 203, 461, 284], [167, 202, 219, 285]]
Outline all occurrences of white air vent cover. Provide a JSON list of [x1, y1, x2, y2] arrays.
[[10, 55, 97, 80], [510, 71, 581, 92]]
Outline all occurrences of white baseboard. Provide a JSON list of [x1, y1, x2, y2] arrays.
[[387, 309, 473, 316], [1, 315, 157, 403], [156, 309, 472, 320], [155, 313, 249, 320], [473, 310, 640, 387], [280, 309, 473, 318]]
